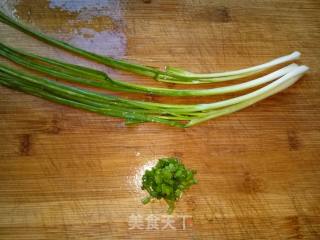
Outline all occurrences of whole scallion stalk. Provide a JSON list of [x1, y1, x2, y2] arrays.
[[0, 63, 309, 126], [0, 61, 307, 114], [0, 42, 298, 97], [0, 10, 300, 83]]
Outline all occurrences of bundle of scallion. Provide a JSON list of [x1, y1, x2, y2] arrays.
[[0, 42, 302, 97], [0, 10, 301, 83], [0, 10, 309, 127]]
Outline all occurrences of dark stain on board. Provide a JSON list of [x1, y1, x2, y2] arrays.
[[197, 6, 231, 23], [214, 7, 231, 23], [287, 130, 300, 151], [283, 216, 303, 239], [173, 151, 183, 159], [19, 134, 31, 156], [46, 118, 61, 134], [242, 171, 264, 193]]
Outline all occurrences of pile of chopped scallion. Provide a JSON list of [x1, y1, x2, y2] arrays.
[[141, 157, 197, 214]]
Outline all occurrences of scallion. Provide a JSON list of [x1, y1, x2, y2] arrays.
[[0, 10, 301, 84]]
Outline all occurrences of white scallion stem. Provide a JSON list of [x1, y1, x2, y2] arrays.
[[165, 51, 301, 82], [192, 65, 307, 112], [186, 65, 309, 126]]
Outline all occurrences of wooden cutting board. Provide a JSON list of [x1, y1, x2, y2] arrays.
[[0, 0, 319, 239]]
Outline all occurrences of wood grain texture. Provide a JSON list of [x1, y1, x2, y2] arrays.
[[0, 0, 319, 239]]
